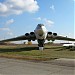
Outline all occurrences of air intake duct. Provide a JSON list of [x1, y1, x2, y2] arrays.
[[25, 33, 29, 36], [53, 33, 57, 36], [30, 32, 35, 35], [48, 32, 52, 35]]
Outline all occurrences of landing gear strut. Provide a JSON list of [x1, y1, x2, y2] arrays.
[[38, 39, 45, 50]]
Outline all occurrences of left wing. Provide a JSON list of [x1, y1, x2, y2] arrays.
[[0, 34, 36, 42]]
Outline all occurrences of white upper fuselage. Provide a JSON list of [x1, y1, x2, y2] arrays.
[[34, 24, 47, 40]]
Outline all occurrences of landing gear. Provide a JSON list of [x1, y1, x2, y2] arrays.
[[38, 39, 45, 50]]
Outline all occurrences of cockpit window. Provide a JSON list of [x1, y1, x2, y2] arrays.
[[38, 24, 44, 27], [38, 24, 44, 26], [38, 24, 41, 27], [36, 24, 44, 29]]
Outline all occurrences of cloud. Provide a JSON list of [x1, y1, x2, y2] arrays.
[[7, 31, 13, 36], [35, 17, 54, 26], [35, 17, 42, 21], [50, 5, 55, 11], [44, 18, 54, 26], [0, 3, 8, 13], [0, 0, 39, 16], [6, 19, 14, 25], [0, 19, 14, 36], [0, 27, 13, 36], [0, 27, 10, 31]]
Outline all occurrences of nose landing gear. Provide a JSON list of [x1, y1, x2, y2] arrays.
[[38, 39, 45, 50]]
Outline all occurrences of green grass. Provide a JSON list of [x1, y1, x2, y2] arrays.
[[0, 44, 75, 61]]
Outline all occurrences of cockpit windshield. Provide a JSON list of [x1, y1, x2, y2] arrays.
[[36, 24, 44, 29]]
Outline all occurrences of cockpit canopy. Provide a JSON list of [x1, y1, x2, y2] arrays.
[[36, 24, 44, 29]]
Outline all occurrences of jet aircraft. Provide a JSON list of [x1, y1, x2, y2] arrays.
[[0, 24, 75, 50]]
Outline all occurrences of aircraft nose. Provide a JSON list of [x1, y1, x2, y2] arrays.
[[38, 24, 42, 28], [39, 25, 42, 28]]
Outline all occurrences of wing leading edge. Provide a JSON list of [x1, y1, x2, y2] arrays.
[[1, 35, 75, 43], [0, 35, 36, 42], [47, 35, 75, 41]]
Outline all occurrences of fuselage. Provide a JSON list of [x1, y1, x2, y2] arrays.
[[34, 24, 47, 40]]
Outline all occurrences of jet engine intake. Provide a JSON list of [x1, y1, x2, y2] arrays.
[[25, 33, 29, 36], [30, 32, 36, 41], [30, 32, 35, 35], [53, 33, 57, 36], [30, 32, 35, 37], [48, 32, 52, 35]]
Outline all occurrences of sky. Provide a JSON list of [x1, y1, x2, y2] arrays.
[[0, 0, 74, 43]]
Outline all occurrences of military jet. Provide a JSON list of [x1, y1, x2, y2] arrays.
[[0, 24, 75, 50]]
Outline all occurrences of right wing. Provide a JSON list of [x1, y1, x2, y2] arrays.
[[55, 36, 75, 41], [47, 35, 75, 41]]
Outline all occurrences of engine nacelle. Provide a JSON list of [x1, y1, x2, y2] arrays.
[[25, 33, 29, 36], [53, 33, 57, 36], [30, 32, 35, 37], [47, 32, 52, 41], [30, 32, 35, 41], [30, 32, 35, 35], [47, 32, 52, 36]]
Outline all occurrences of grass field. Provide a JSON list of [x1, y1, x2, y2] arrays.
[[0, 44, 75, 61]]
